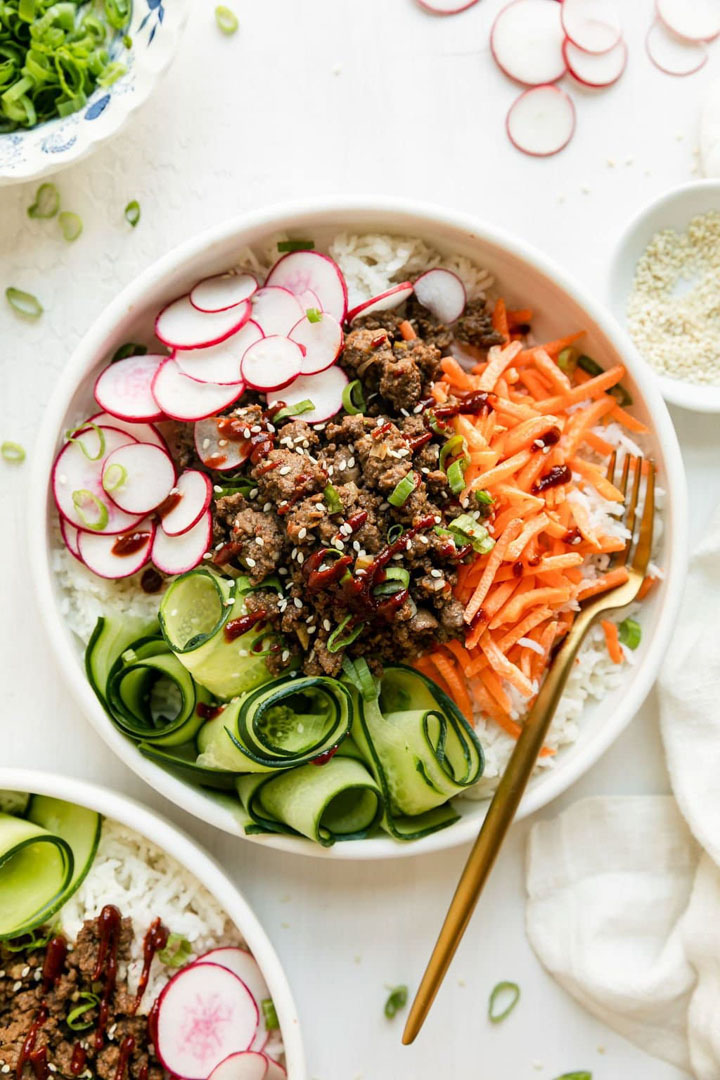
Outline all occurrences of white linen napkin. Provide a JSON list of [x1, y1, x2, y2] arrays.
[[525, 504, 720, 1078]]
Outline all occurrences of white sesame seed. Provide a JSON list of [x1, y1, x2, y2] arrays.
[[202, 439, 210, 450], [291, 547, 298, 558], [218, 438, 228, 447], [298, 527, 307, 540], [255, 536, 264, 546], [340, 523, 352, 535], [246, 557, 256, 567], [297, 552, 304, 564], [323, 619, 331, 631], [282, 649, 290, 662], [243, 427, 251, 439], [251, 424, 262, 434], [413, 403, 424, 414], [278, 567, 288, 575], [333, 539, 345, 550], [294, 597, 303, 609], [430, 569, 442, 578], [249, 488, 258, 499], [202, 551, 212, 559], [338, 459, 347, 471], [12, 981, 21, 992], [263, 502, 272, 512], [21, 966, 29, 977], [327, 465, 334, 476], [347, 457, 355, 468], [400, 407, 409, 417], [353, 540, 361, 552], [213, 485, 223, 493]]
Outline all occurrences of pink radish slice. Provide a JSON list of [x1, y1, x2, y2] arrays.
[[241, 337, 304, 392], [415, 0, 481, 13], [294, 288, 322, 311], [94, 354, 166, 423], [151, 508, 212, 575], [194, 948, 271, 1053], [491, 0, 566, 86], [266, 251, 348, 324], [156, 295, 251, 350], [190, 272, 258, 313], [174, 323, 263, 386], [264, 1061, 286, 1080], [266, 365, 348, 425], [160, 470, 213, 536], [78, 520, 154, 579], [59, 518, 83, 562], [89, 412, 168, 451], [563, 36, 627, 86], [194, 418, 251, 473], [346, 282, 414, 324], [151, 359, 244, 422], [506, 84, 576, 156], [102, 442, 176, 516], [209, 1052, 268, 1080], [289, 312, 343, 375], [53, 426, 145, 535], [656, 0, 720, 42], [413, 269, 466, 324], [646, 19, 708, 74], [155, 962, 259, 1080], [560, 0, 622, 54], [251, 288, 305, 338]]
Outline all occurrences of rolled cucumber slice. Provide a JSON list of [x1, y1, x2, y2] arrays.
[[0, 790, 30, 815], [86, 614, 160, 705], [27, 795, 102, 899], [0, 813, 73, 940]]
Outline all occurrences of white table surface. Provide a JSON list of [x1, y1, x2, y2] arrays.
[[2, 1, 720, 1078]]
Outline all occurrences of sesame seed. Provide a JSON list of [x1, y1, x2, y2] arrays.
[[333, 539, 345, 550], [413, 403, 423, 414], [430, 569, 442, 578], [297, 552, 304, 564], [433, 578, 445, 590], [353, 540, 361, 552], [251, 424, 262, 434], [245, 557, 256, 567], [298, 527, 307, 540], [307, 624, 316, 634], [213, 485, 222, 493], [202, 439, 210, 450], [291, 547, 298, 558], [340, 523, 352, 536], [282, 649, 290, 662], [218, 438, 228, 447], [278, 567, 288, 575], [255, 536, 264, 546], [338, 459, 347, 471], [249, 488, 258, 499], [347, 457, 355, 468], [243, 427, 251, 438], [202, 552, 212, 559], [263, 502, 272, 512], [294, 597, 303, 609], [323, 618, 331, 631], [21, 966, 29, 977], [328, 465, 334, 476], [12, 982, 21, 992], [400, 407, 409, 417]]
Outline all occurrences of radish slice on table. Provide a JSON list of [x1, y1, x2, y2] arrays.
[[89, 412, 168, 451], [208, 1052, 269, 1080], [266, 251, 348, 323], [102, 442, 176, 516], [151, 359, 244, 422], [190, 272, 258, 313], [53, 425, 144, 535], [195, 418, 251, 472], [506, 85, 576, 156], [174, 322, 262, 386], [289, 312, 343, 374], [413, 269, 466, 324], [156, 295, 251, 350], [194, 948, 271, 1053], [94, 354, 166, 423], [415, 0, 481, 13], [491, 0, 566, 86], [78, 520, 155, 579], [560, 0, 622, 54], [159, 470, 213, 536], [563, 36, 627, 87], [656, 0, 720, 42], [155, 962, 259, 1079], [251, 288, 305, 338], [346, 282, 414, 323], [266, 365, 348, 425], [151, 509, 212, 575], [59, 518, 82, 562], [646, 19, 708, 74], [241, 337, 304, 392]]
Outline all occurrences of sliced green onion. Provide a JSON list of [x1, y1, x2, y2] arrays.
[[387, 523, 404, 543], [102, 462, 126, 493], [158, 933, 192, 968], [111, 342, 148, 363], [306, 307, 322, 323], [608, 383, 633, 407], [618, 617, 641, 650], [72, 490, 108, 531], [272, 399, 315, 422], [373, 567, 410, 597], [552, 1074, 591, 1080], [439, 433, 465, 472], [67, 992, 100, 1031], [474, 489, 494, 517], [261, 998, 279, 1031], [447, 513, 495, 555], [342, 379, 366, 415], [576, 354, 603, 378], [6, 287, 42, 319], [488, 980, 520, 1023], [122, 33, 132, 48], [556, 348, 577, 375], [65, 422, 106, 461], [428, 412, 453, 437], [27, 182, 59, 219], [124, 200, 140, 227], [1, 441, 25, 464], [18, 0, 36, 22], [59, 211, 82, 242], [215, 4, 238, 33], [387, 471, 417, 508], [341, 655, 377, 701], [324, 484, 343, 515], [384, 985, 408, 1019], [327, 615, 365, 654], [277, 239, 315, 253], [3, 923, 59, 951], [446, 458, 467, 495]]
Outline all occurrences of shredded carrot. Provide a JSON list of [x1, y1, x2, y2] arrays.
[[398, 320, 416, 341], [507, 308, 533, 329], [517, 331, 584, 363], [430, 653, 474, 722], [601, 620, 623, 664], [637, 574, 659, 600], [476, 341, 522, 393], [577, 567, 630, 600], [492, 297, 509, 340], [440, 356, 475, 390], [610, 404, 649, 433], [464, 518, 523, 624], [536, 365, 626, 412], [490, 586, 572, 629]]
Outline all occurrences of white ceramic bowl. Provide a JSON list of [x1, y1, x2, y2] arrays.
[[0, 766, 306, 1078], [0, 0, 189, 185], [30, 197, 688, 860], [607, 179, 720, 413]]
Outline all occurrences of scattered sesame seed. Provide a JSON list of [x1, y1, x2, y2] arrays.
[[279, 465, 292, 475], [213, 485, 223, 493], [243, 427, 251, 439], [245, 557, 256, 568], [21, 966, 30, 977], [250, 424, 262, 433], [298, 527, 307, 540], [353, 540, 361, 552], [413, 403, 423, 414], [263, 502, 272, 512], [249, 488, 258, 499], [400, 407, 409, 417], [218, 438, 228, 447], [294, 597, 303, 609], [281, 649, 290, 662], [323, 619, 331, 631], [202, 439, 210, 450], [430, 569, 442, 578], [297, 552, 304, 564], [12, 982, 21, 992]]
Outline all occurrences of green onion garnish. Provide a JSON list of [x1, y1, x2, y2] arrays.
[[577, 355, 632, 406], [215, 4, 238, 34], [124, 200, 141, 228], [65, 422, 106, 461], [72, 490, 108, 531], [446, 458, 467, 495], [342, 379, 366, 415], [488, 980, 520, 1023], [556, 347, 577, 375], [158, 933, 192, 968], [439, 433, 465, 472], [552, 1074, 591, 1080], [59, 211, 83, 242], [327, 615, 365, 654], [387, 523, 404, 543], [6, 287, 42, 319], [447, 513, 495, 555], [618, 617, 641, 650], [475, 489, 493, 506], [428, 412, 453, 437], [387, 471, 417, 508], [272, 399, 315, 422], [66, 992, 100, 1031], [306, 307, 323, 323], [261, 998, 279, 1031], [373, 567, 410, 597], [111, 342, 148, 363], [384, 985, 408, 1020], [27, 182, 59, 219], [341, 655, 377, 701], [1, 441, 25, 464], [277, 239, 315, 253], [323, 484, 343, 515], [3, 923, 58, 951], [102, 463, 126, 493]]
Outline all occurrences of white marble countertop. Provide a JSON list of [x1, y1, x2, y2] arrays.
[[2, 1, 720, 1077]]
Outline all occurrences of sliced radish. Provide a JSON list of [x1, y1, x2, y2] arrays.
[[266, 251, 348, 324], [194, 948, 271, 1054], [646, 18, 708, 74], [346, 282, 414, 324], [241, 337, 304, 392], [251, 288, 305, 338], [294, 288, 322, 311], [264, 1061, 286, 1080], [415, 0, 481, 13], [94, 354, 166, 423], [53, 426, 144, 535], [289, 312, 343, 375], [59, 518, 82, 562], [506, 84, 576, 156], [78, 520, 154, 579], [560, 0, 622, 54], [563, 36, 627, 87], [102, 442, 176, 516], [160, 470, 213, 536], [491, 0, 566, 86], [89, 412, 168, 451], [195, 417, 251, 473], [413, 268, 466, 324], [174, 323, 262, 386], [656, 0, 720, 42], [156, 295, 251, 350], [266, 365, 348, 425], [155, 962, 259, 1080], [151, 359, 244, 422], [151, 508, 212, 575], [190, 272, 258, 313], [209, 1052, 268, 1080]]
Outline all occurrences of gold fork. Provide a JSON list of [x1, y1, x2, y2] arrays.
[[403, 453, 655, 1045]]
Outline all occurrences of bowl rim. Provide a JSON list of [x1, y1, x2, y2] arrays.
[[0, 765, 306, 1078], [28, 194, 689, 861]]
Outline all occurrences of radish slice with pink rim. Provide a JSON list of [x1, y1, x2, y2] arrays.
[[159, 470, 212, 536], [89, 412, 169, 451], [208, 1052, 268, 1080], [294, 288, 322, 311], [190, 272, 258, 313], [263, 1062, 285, 1080], [506, 84, 576, 156], [194, 418, 251, 472], [77, 520, 155, 579], [194, 948, 271, 1053], [94, 354, 166, 423], [563, 36, 627, 87], [174, 322, 262, 386], [251, 288, 305, 338], [289, 312, 343, 374], [656, 0, 720, 42], [59, 518, 82, 562], [151, 359, 245, 422], [266, 365, 348, 425], [266, 251, 348, 323], [53, 425, 145, 535], [413, 269, 466, 324], [560, 0, 622, 54], [491, 0, 566, 86], [152, 508, 213, 575], [101, 442, 176, 516], [646, 19, 708, 74], [346, 282, 414, 324], [414, 0, 481, 13], [241, 337, 304, 392], [155, 295, 251, 350]]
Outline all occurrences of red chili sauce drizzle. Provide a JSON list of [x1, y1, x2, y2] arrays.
[[147, 998, 160, 1049], [92, 904, 122, 1050], [69, 1044, 87, 1076], [224, 610, 267, 642], [16, 935, 69, 1080], [196, 702, 224, 721], [340, 513, 438, 621], [532, 464, 572, 494], [140, 568, 163, 594], [132, 919, 169, 1014], [277, 473, 314, 516], [304, 550, 353, 593], [16, 1006, 48, 1079], [156, 491, 182, 518], [111, 531, 152, 558], [530, 428, 561, 451], [27, 1047, 48, 1080], [113, 1036, 135, 1080]]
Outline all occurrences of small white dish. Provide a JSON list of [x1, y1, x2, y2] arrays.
[[607, 179, 720, 414]]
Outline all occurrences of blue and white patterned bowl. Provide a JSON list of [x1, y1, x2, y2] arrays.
[[0, 0, 189, 186]]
